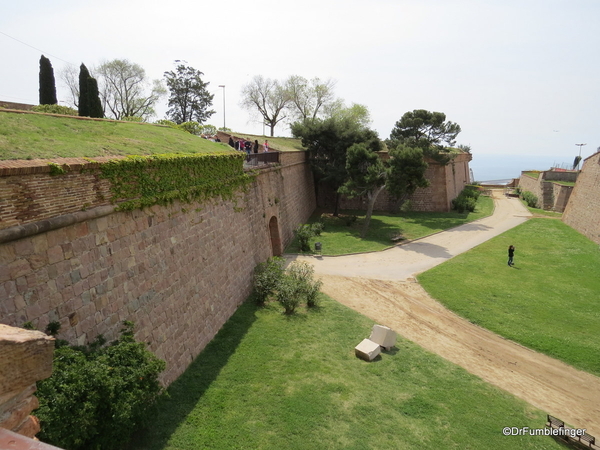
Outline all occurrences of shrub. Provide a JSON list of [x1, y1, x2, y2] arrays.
[[178, 121, 202, 135], [453, 196, 477, 213], [276, 275, 303, 314], [295, 223, 324, 252], [521, 190, 538, 208], [253, 257, 285, 305], [32, 104, 78, 116], [36, 321, 165, 450], [452, 186, 480, 213], [287, 261, 323, 309]]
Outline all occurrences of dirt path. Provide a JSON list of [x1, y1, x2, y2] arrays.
[[287, 192, 600, 435]]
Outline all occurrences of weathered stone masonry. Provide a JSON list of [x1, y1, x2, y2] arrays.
[[562, 151, 600, 244], [0, 152, 315, 385]]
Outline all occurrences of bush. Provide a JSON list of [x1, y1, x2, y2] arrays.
[[454, 196, 477, 213], [36, 321, 165, 450], [452, 186, 480, 213], [253, 257, 286, 305], [276, 275, 303, 314], [286, 261, 323, 309], [178, 121, 202, 135], [295, 222, 325, 252], [521, 191, 538, 208], [32, 104, 78, 116]]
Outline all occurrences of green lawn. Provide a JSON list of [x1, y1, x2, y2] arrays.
[[0, 111, 233, 160], [285, 195, 494, 255], [418, 218, 600, 376], [131, 294, 562, 450]]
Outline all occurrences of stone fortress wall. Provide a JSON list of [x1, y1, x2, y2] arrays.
[[0, 152, 315, 386], [518, 169, 576, 212], [562, 151, 600, 244]]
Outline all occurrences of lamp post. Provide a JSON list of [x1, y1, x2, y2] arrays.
[[575, 143, 586, 170], [218, 85, 226, 129]]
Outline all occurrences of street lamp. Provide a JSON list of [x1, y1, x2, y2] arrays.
[[218, 85, 226, 129], [575, 143, 586, 170]]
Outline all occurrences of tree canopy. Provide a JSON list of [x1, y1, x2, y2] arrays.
[[389, 109, 461, 163], [285, 76, 337, 122], [96, 59, 165, 120], [39, 55, 57, 105], [340, 143, 429, 237], [291, 114, 382, 215], [240, 75, 290, 136], [77, 64, 103, 118], [164, 64, 215, 124]]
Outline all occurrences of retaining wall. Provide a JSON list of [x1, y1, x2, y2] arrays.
[[518, 170, 576, 212], [317, 152, 472, 212], [0, 153, 315, 385], [562, 151, 600, 244]]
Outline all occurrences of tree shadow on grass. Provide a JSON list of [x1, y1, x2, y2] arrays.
[[129, 300, 260, 449]]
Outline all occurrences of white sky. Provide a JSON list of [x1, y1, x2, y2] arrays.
[[1, 0, 599, 179]]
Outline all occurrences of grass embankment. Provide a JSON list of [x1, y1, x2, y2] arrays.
[[419, 218, 600, 376], [132, 295, 562, 450], [286, 195, 494, 255], [0, 111, 233, 160]]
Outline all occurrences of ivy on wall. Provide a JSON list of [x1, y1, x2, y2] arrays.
[[94, 152, 254, 211]]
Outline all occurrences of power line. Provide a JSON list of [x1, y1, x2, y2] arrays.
[[0, 30, 75, 66]]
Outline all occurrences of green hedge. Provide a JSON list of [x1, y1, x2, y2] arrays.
[[36, 322, 165, 450]]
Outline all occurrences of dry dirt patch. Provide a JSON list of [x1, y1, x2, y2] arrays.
[[319, 274, 600, 436]]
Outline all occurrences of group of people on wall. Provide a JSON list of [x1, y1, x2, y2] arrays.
[[228, 136, 269, 158], [228, 136, 269, 161]]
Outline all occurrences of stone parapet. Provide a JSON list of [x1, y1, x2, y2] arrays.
[[0, 325, 54, 439]]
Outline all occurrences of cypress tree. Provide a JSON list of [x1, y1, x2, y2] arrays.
[[88, 77, 104, 118], [39, 55, 58, 105], [78, 64, 91, 117]]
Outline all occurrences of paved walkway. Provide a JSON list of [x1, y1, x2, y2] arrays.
[[287, 190, 532, 280]]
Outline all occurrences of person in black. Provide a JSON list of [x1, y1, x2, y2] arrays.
[[228, 136, 234, 148], [253, 139, 259, 154], [508, 245, 515, 267]]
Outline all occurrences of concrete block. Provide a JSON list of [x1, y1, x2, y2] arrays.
[[355, 339, 381, 361], [369, 324, 397, 350]]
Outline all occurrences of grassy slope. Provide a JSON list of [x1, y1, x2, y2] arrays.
[[132, 295, 561, 450], [0, 111, 234, 160], [286, 195, 494, 255], [418, 218, 600, 376]]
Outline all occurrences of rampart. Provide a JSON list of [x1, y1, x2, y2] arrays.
[[562, 151, 600, 244], [0, 151, 315, 385], [518, 169, 576, 212], [317, 152, 472, 212]]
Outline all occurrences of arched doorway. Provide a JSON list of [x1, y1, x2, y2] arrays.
[[268, 216, 282, 256]]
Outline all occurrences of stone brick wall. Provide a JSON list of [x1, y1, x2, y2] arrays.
[[0, 154, 315, 386], [0, 325, 54, 439], [0, 157, 118, 231], [517, 173, 542, 207], [518, 170, 576, 212], [562, 151, 600, 244], [317, 152, 472, 212]]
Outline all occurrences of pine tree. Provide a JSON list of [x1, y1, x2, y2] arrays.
[[39, 55, 57, 105], [88, 77, 104, 118], [78, 64, 91, 117]]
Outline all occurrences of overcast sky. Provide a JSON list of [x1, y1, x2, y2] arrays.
[[2, 0, 599, 179]]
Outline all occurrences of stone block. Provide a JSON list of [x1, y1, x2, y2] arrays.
[[369, 324, 397, 350], [355, 339, 381, 362], [0, 325, 54, 395]]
